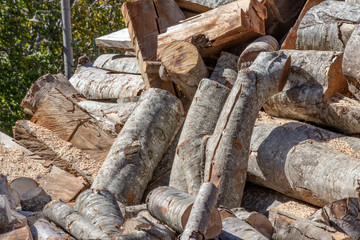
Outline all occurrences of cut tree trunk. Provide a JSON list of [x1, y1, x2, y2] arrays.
[[20, 187, 51, 212], [93, 54, 141, 74], [171, 78, 230, 195], [219, 217, 268, 240], [74, 189, 124, 236], [0, 225, 33, 240], [30, 218, 73, 240], [343, 24, 360, 101], [31, 88, 116, 162], [248, 113, 360, 207], [95, 28, 134, 51], [157, 0, 266, 59], [9, 177, 37, 201], [92, 88, 184, 205], [160, 41, 208, 100], [70, 67, 145, 100], [296, 1, 360, 51], [238, 35, 279, 70], [122, 0, 185, 92], [0, 195, 11, 231], [146, 186, 221, 239], [204, 51, 291, 208], [43, 200, 108, 239], [175, 0, 237, 12], [181, 183, 220, 240], [210, 52, 238, 88]]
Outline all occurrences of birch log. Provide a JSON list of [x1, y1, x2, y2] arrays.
[[146, 186, 221, 239], [210, 52, 238, 88], [219, 217, 268, 240], [296, 1, 360, 51], [181, 183, 220, 240], [160, 41, 208, 100], [43, 200, 108, 239], [92, 88, 184, 205], [30, 218, 73, 240], [93, 54, 140, 74], [0, 195, 11, 231], [204, 51, 291, 208], [171, 78, 230, 195]]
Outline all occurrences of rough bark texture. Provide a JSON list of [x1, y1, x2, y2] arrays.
[[95, 28, 134, 51], [238, 35, 279, 70], [123, 204, 147, 220], [43, 200, 108, 239], [204, 52, 291, 208], [296, 1, 360, 51], [93, 54, 141, 74], [219, 217, 268, 240], [170, 78, 230, 195], [92, 88, 184, 205], [157, 0, 266, 59], [20, 187, 51, 212], [343, 24, 360, 101], [210, 52, 238, 88], [181, 183, 221, 240], [74, 189, 124, 236], [175, 0, 237, 12], [0, 195, 11, 231], [0, 175, 18, 209], [70, 67, 145, 100], [30, 218, 73, 240], [160, 41, 208, 100]]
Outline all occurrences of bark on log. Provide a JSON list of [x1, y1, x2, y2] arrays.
[[210, 52, 238, 88], [31, 88, 116, 163], [181, 183, 220, 240], [30, 218, 73, 240], [219, 217, 268, 240], [171, 78, 230, 195], [43, 200, 108, 239], [0, 175, 18, 209], [237, 35, 279, 70], [20, 187, 51, 212], [93, 54, 140, 75], [146, 186, 221, 239], [70, 67, 145, 100], [343, 24, 360, 101], [0, 225, 33, 240], [175, 0, 237, 12], [296, 1, 360, 51], [92, 88, 184, 205], [95, 28, 134, 51], [123, 204, 147, 220], [160, 41, 208, 100], [74, 189, 124, 236], [204, 51, 291, 208], [248, 114, 360, 207], [157, 0, 266, 59], [0, 195, 11, 231]]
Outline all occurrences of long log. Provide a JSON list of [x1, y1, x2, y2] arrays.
[[93, 54, 140, 74], [210, 52, 238, 88], [92, 88, 184, 205], [95, 28, 134, 51], [219, 217, 268, 240], [30, 218, 73, 240], [204, 51, 291, 208]]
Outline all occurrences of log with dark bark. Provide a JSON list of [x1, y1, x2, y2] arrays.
[[92, 88, 184, 205], [219, 217, 268, 240], [204, 51, 291, 208], [95, 28, 134, 51], [0, 195, 11, 231], [20, 187, 51, 212], [93, 54, 141, 74], [210, 52, 238, 88], [160, 41, 208, 100], [30, 218, 73, 240]]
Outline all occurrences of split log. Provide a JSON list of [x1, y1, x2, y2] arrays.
[[219, 217, 268, 240], [31, 88, 116, 162], [95, 28, 134, 51], [248, 113, 360, 206], [296, 1, 360, 51], [93, 54, 141, 74], [272, 211, 351, 240], [122, 0, 184, 91], [343, 24, 360, 100], [146, 186, 221, 239], [170, 78, 230, 194], [10, 178, 37, 201], [157, 0, 266, 59], [181, 183, 220, 240], [210, 52, 238, 88], [237, 35, 279, 70], [160, 41, 208, 100], [74, 189, 124, 236], [175, 0, 237, 12], [0, 175, 18, 209], [92, 88, 184, 205], [30, 218, 73, 240], [43, 200, 108, 239], [0, 225, 33, 240], [70, 67, 145, 100], [20, 187, 51, 212], [0, 195, 11, 231], [204, 51, 291, 208], [21, 73, 77, 115]]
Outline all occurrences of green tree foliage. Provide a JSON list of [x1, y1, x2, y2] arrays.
[[0, 0, 126, 135]]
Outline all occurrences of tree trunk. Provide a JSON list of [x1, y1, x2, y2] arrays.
[[238, 35, 279, 70], [210, 52, 238, 88], [181, 183, 221, 240], [74, 189, 124, 236], [204, 51, 291, 208], [70, 67, 145, 100], [92, 88, 184, 205], [0, 196, 11, 231], [146, 186, 221, 239], [248, 114, 360, 207], [30, 218, 73, 240], [157, 0, 266, 59], [93, 54, 141, 74], [219, 217, 268, 240], [171, 78, 230, 195], [175, 0, 237, 12], [296, 1, 360, 51], [160, 41, 208, 100], [43, 200, 108, 239], [95, 28, 134, 51]]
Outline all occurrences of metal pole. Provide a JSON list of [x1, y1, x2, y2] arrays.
[[61, 0, 73, 79]]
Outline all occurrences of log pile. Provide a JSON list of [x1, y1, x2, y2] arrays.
[[3, 0, 360, 239]]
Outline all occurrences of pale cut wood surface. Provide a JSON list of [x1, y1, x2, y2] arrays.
[[175, 0, 238, 12], [95, 28, 134, 51], [93, 54, 140, 74]]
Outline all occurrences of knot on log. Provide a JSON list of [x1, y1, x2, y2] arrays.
[[191, 34, 213, 49]]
